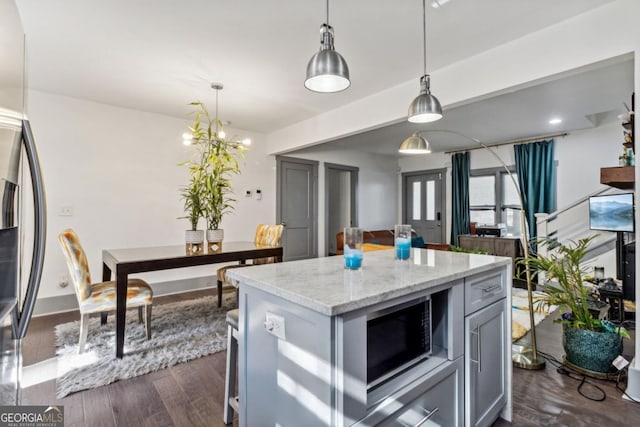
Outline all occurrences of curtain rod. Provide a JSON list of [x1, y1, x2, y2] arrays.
[[443, 132, 568, 155]]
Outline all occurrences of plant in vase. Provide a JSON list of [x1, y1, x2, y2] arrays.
[[183, 100, 246, 251], [180, 174, 205, 255], [523, 235, 629, 374]]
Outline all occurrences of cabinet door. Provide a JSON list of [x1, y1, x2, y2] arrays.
[[492, 239, 516, 257], [465, 299, 507, 427]]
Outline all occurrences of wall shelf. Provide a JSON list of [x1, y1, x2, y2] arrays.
[[600, 166, 635, 189]]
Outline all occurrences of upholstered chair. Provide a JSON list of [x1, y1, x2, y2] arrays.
[[58, 229, 153, 353], [216, 224, 284, 306]]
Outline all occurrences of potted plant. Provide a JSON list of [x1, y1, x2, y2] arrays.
[[180, 174, 205, 255], [523, 235, 629, 373], [182, 101, 246, 251]]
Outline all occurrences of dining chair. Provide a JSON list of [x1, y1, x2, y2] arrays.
[[216, 224, 284, 307], [58, 229, 153, 353]]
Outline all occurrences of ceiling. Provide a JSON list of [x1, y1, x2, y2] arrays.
[[15, 0, 616, 135], [293, 56, 634, 156]]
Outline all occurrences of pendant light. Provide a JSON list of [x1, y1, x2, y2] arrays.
[[407, 0, 442, 123], [399, 131, 431, 154], [304, 0, 350, 93]]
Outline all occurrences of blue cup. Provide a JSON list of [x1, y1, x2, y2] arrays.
[[344, 246, 363, 269], [344, 227, 364, 270], [395, 224, 412, 260]]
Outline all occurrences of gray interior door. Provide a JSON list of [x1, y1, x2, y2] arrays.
[[277, 157, 318, 261], [404, 170, 446, 244]]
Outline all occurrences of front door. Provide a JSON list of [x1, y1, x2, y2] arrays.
[[403, 170, 446, 244], [276, 157, 318, 261]]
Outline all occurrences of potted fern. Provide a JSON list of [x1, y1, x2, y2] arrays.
[[523, 236, 629, 373], [182, 100, 246, 251]]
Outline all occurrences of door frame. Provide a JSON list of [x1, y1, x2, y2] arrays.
[[401, 168, 447, 244], [324, 162, 358, 256], [276, 155, 319, 259]]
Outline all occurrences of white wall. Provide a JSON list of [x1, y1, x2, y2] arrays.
[[285, 148, 398, 256], [27, 90, 274, 299]]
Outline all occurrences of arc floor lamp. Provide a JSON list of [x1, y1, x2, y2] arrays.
[[400, 129, 546, 370]]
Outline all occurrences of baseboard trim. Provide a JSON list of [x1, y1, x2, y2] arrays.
[[33, 277, 217, 317]]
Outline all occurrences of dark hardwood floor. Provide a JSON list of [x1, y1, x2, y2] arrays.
[[20, 289, 640, 426]]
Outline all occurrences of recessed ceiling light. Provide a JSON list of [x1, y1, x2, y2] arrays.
[[549, 118, 562, 125]]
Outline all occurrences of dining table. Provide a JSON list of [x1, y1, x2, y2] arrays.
[[102, 241, 283, 359]]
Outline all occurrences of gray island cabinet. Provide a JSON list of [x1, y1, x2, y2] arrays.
[[228, 248, 512, 427]]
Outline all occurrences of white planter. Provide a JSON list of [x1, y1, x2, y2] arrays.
[[206, 229, 224, 243], [185, 230, 204, 255], [207, 229, 224, 253]]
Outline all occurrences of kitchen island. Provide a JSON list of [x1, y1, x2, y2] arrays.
[[228, 248, 512, 427]]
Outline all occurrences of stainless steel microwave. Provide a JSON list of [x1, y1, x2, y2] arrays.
[[366, 296, 432, 389]]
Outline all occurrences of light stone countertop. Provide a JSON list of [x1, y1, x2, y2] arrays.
[[227, 248, 511, 316]]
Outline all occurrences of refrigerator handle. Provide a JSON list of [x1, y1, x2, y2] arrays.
[[12, 120, 47, 339]]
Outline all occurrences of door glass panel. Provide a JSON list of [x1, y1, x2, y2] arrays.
[[469, 176, 495, 206], [412, 181, 421, 220], [426, 180, 435, 220]]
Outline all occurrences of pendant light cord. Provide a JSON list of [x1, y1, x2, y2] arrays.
[[215, 87, 219, 133], [326, 0, 330, 25], [422, 0, 427, 77]]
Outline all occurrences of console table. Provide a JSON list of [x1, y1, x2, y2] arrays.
[[229, 248, 512, 426], [459, 235, 524, 283]]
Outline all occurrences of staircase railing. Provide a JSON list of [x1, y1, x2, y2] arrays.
[[535, 186, 621, 283]]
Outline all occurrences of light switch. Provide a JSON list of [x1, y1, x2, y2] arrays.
[[59, 205, 73, 216]]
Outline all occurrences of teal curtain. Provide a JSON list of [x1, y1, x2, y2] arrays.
[[514, 139, 556, 244], [450, 152, 470, 246]]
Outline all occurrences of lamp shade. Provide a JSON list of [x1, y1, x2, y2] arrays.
[[305, 49, 350, 92], [408, 76, 442, 123], [399, 132, 431, 154]]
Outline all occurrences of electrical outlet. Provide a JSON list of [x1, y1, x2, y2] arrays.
[[255, 189, 262, 200], [59, 275, 69, 288], [264, 312, 286, 340], [59, 205, 73, 216]]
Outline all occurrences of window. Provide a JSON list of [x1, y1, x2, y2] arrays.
[[469, 167, 522, 236]]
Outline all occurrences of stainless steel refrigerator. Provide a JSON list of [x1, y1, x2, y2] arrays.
[[0, 0, 47, 405], [0, 117, 47, 405]]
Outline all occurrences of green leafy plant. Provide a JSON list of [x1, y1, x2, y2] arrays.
[[179, 175, 204, 231], [522, 236, 629, 338], [180, 101, 247, 230], [450, 245, 489, 255]]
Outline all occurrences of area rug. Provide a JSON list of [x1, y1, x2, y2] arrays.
[[54, 294, 235, 398], [512, 288, 558, 342]]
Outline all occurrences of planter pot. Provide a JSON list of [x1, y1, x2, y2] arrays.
[[185, 230, 204, 255], [206, 229, 224, 253], [563, 323, 623, 373]]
